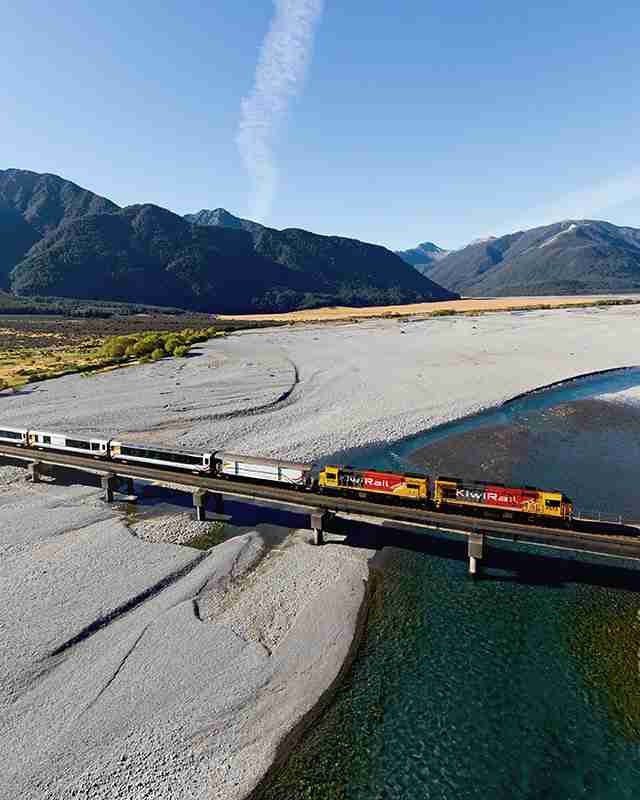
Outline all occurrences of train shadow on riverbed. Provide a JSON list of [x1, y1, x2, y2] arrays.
[[326, 516, 640, 593]]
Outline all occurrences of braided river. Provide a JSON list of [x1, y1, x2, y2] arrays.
[[264, 367, 640, 799]]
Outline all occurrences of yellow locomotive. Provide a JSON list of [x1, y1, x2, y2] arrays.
[[318, 465, 573, 524], [433, 477, 573, 523], [318, 465, 429, 504]]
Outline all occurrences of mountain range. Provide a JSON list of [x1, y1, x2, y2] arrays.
[[397, 221, 640, 296], [3, 168, 639, 310], [1, 169, 456, 312]]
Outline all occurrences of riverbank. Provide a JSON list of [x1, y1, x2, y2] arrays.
[[1, 305, 640, 463], [2, 304, 640, 797], [0, 465, 373, 799]]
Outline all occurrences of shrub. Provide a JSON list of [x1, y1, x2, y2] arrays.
[[162, 334, 185, 354], [138, 334, 163, 351], [101, 334, 138, 358], [173, 345, 189, 357], [132, 339, 157, 357], [102, 340, 126, 358], [151, 348, 166, 361], [429, 309, 457, 317]]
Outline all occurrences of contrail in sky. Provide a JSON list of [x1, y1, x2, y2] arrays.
[[237, 0, 324, 222]]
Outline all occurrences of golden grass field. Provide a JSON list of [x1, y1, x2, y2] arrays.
[[0, 332, 120, 390], [219, 295, 640, 324], [0, 315, 221, 391]]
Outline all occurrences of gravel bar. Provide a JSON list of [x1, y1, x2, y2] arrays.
[[0, 467, 371, 800], [2, 306, 640, 798], [1, 306, 639, 461]]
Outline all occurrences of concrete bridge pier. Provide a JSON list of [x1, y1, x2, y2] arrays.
[[192, 490, 225, 522], [468, 531, 484, 577], [311, 509, 330, 545], [123, 477, 136, 501], [101, 473, 118, 503], [193, 489, 209, 522], [28, 461, 44, 483]]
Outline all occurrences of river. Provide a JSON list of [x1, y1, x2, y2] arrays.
[[262, 368, 640, 799]]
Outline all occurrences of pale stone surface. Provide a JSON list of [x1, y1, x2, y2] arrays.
[[0, 468, 369, 800], [1, 306, 638, 461]]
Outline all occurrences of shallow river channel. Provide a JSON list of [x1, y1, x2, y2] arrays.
[[264, 368, 640, 799]]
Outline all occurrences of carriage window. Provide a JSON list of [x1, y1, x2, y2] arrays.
[[67, 439, 90, 450], [0, 429, 23, 440], [43, 436, 51, 445], [91, 442, 101, 451], [545, 499, 560, 508]]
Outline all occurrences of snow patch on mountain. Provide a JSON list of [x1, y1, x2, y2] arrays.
[[539, 222, 579, 248]]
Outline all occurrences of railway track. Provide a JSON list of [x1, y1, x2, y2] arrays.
[[2, 443, 640, 565]]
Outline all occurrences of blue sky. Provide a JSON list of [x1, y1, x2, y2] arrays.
[[2, 0, 639, 249]]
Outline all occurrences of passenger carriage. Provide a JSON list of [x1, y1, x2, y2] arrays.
[[28, 431, 109, 458], [0, 426, 29, 446], [216, 453, 313, 488], [109, 441, 213, 473]]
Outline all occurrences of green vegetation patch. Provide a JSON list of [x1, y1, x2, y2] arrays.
[[184, 522, 226, 550], [99, 325, 224, 362]]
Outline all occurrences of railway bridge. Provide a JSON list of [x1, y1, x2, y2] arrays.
[[1, 443, 639, 576]]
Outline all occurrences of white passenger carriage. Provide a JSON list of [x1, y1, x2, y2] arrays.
[[216, 452, 313, 488], [109, 441, 213, 473], [0, 426, 29, 446], [28, 431, 109, 457]]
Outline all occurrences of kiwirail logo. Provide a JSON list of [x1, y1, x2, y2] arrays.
[[237, 0, 324, 222]]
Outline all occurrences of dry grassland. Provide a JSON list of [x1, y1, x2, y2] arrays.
[[218, 295, 640, 324], [0, 314, 214, 391]]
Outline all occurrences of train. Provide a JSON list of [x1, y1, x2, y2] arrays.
[[0, 425, 574, 526]]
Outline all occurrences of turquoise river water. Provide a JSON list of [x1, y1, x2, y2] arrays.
[[263, 367, 640, 799]]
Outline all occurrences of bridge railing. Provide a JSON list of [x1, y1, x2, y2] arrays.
[[573, 508, 625, 525]]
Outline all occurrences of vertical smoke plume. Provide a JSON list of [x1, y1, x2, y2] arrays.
[[237, 0, 324, 222]]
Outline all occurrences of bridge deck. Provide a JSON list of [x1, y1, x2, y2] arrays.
[[1, 443, 639, 563]]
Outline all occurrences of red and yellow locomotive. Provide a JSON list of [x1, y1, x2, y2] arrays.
[[318, 464, 573, 524]]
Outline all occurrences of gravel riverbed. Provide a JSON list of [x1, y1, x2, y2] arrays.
[[1, 306, 639, 460], [0, 466, 371, 800], [1, 305, 640, 799]]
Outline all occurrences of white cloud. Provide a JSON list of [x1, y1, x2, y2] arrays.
[[237, 0, 324, 222], [511, 165, 640, 232]]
